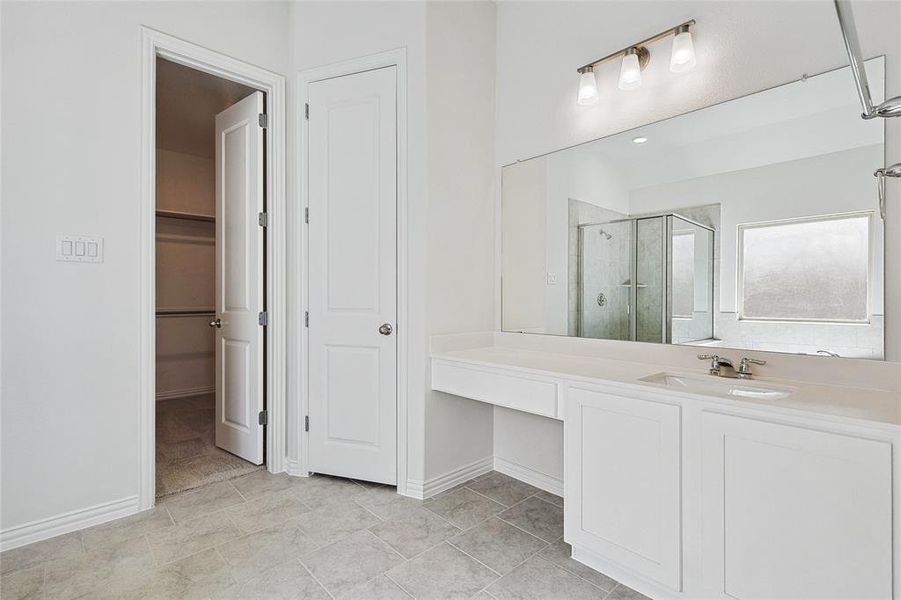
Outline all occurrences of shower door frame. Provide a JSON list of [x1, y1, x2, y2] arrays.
[[577, 213, 714, 344]]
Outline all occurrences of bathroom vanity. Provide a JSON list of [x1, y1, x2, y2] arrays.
[[457, 42, 900, 599], [431, 333, 901, 600]]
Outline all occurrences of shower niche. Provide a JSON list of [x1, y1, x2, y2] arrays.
[[577, 213, 713, 344]]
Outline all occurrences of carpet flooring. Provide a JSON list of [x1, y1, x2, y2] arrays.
[[155, 394, 262, 498]]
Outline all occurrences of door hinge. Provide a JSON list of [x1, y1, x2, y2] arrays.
[[304, 415, 310, 432], [304, 311, 309, 328], [258, 410, 268, 426], [304, 103, 309, 120], [258, 311, 269, 327], [258, 113, 268, 128], [258, 211, 268, 227], [304, 207, 309, 224]]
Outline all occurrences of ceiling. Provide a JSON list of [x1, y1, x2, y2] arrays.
[[156, 58, 256, 158]]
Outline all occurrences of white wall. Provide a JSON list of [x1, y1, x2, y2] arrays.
[[493, 0, 901, 482], [423, 1, 497, 480], [1, 0, 290, 536]]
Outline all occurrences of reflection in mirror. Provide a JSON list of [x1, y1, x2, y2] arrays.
[[502, 58, 885, 359]]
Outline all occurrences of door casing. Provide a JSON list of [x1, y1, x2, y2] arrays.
[[296, 49, 409, 495], [140, 27, 287, 510]]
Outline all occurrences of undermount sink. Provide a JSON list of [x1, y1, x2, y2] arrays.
[[639, 372, 793, 401]]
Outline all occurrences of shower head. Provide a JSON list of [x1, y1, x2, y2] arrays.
[[598, 229, 613, 240]]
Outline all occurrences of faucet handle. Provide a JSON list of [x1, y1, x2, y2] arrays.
[[698, 354, 720, 375], [737, 357, 766, 378]]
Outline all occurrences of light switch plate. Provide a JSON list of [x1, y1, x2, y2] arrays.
[[57, 236, 103, 263]]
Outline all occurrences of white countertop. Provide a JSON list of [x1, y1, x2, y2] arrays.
[[432, 346, 901, 428]]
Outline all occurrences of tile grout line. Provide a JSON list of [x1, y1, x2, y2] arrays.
[[383, 569, 417, 598], [228, 479, 249, 503], [297, 557, 336, 600], [533, 550, 618, 595]]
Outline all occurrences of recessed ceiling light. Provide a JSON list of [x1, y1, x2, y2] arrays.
[[632, 136, 648, 144]]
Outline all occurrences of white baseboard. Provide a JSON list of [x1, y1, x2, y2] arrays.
[[572, 545, 678, 600], [0, 495, 141, 552], [493, 457, 564, 497], [405, 456, 494, 500], [284, 458, 311, 477], [155, 385, 215, 401]]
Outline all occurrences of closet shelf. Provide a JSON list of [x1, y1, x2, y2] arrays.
[[156, 209, 215, 223], [156, 308, 216, 318]]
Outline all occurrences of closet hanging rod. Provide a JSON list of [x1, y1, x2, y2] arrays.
[[156, 309, 216, 318], [155, 209, 215, 223]]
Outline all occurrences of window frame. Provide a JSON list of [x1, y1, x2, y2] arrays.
[[736, 211, 875, 324]]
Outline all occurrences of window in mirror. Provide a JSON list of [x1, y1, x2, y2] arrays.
[[738, 214, 871, 323]]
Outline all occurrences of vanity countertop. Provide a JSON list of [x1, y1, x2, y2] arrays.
[[432, 345, 901, 428]]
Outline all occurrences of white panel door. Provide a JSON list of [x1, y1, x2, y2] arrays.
[[565, 387, 682, 590], [308, 67, 397, 485], [213, 91, 265, 465], [701, 412, 892, 600]]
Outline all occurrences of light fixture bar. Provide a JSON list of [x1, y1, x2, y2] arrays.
[[576, 19, 696, 74]]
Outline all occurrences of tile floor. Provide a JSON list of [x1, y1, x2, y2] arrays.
[[0, 470, 648, 600], [156, 394, 262, 497]]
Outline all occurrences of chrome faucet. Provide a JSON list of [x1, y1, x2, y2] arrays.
[[736, 357, 767, 379], [697, 354, 736, 377]]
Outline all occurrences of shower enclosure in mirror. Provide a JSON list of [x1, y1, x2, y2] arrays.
[[577, 214, 713, 344], [502, 57, 886, 359]]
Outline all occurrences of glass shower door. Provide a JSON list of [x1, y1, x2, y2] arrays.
[[635, 216, 666, 343]]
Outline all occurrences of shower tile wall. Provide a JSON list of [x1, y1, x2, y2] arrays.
[[577, 221, 632, 340]]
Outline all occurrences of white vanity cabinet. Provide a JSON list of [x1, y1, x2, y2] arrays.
[[700, 411, 893, 600], [566, 387, 897, 599], [565, 385, 683, 591], [430, 345, 900, 600]]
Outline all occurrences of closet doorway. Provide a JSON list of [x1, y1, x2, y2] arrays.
[[154, 58, 266, 497]]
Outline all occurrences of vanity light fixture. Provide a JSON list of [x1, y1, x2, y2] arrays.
[[618, 48, 645, 91], [670, 24, 697, 73], [632, 136, 648, 144], [577, 66, 600, 105], [576, 19, 696, 104]]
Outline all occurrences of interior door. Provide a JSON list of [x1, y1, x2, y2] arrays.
[[213, 91, 265, 465], [307, 66, 397, 485]]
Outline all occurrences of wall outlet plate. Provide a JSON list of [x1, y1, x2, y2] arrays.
[[546, 272, 558, 285], [57, 235, 103, 263]]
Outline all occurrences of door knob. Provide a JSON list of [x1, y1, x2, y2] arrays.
[[209, 318, 222, 328], [378, 323, 393, 336]]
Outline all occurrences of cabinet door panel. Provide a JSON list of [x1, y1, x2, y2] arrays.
[[701, 412, 892, 600], [566, 387, 682, 590]]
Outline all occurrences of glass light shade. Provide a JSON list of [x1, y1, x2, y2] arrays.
[[577, 70, 599, 105], [618, 52, 642, 91], [670, 31, 697, 73]]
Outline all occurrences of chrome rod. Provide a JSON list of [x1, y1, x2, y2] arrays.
[[834, 0, 901, 118], [156, 310, 216, 318], [833, 0, 873, 117]]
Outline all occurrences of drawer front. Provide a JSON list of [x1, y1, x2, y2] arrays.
[[431, 360, 559, 418]]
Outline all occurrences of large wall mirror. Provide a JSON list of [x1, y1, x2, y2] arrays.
[[502, 58, 885, 359]]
